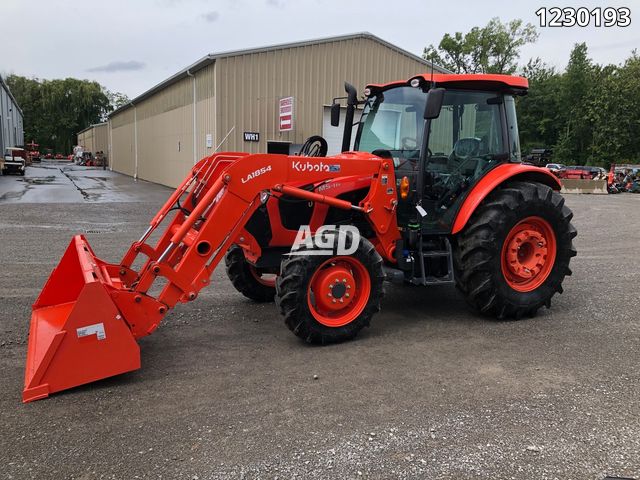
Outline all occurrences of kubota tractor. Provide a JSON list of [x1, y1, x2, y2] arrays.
[[23, 73, 576, 402]]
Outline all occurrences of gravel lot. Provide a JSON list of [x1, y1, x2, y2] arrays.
[[1, 163, 639, 479]]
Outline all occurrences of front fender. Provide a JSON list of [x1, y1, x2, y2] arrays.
[[451, 164, 561, 235]]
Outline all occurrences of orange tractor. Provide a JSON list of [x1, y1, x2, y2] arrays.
[[23, 73, 577, 402]]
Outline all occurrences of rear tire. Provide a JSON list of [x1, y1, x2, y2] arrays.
[[454, 181, 577, 319], [276, 230, 384, 344], [225, 245, 276, 302]]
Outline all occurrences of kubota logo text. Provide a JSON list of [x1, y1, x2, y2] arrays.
[[291, 161, 341, 173], [241, 165, 272, 183], [290, 225, 360, 256]]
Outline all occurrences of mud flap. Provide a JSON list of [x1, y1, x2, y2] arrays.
[[23, 236, 140, 403]]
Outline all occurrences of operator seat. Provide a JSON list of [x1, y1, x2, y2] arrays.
[[447, 137, 481, 176]]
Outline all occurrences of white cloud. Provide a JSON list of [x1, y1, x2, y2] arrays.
[[87, 61, 146, 73]]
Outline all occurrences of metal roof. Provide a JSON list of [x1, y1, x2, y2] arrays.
[[108, 32, 448, 118], [0, 74, 24, 116], [77, 122, 108, 135]]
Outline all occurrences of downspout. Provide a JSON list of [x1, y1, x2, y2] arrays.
[[132, 102, 138, 180], [108, 117, 113, 171], [187, 69, 197, 165]]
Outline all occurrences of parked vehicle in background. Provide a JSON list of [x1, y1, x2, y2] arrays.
[[3, 147, 27, 176], [44, 153, 53, 159], [559, 166, 593, 180], [527, 148, 553, 167], [574, 166, 605, 179], [545, 163, 566, 176]]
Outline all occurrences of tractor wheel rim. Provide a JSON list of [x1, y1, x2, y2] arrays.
[[501, 216, 557, 292], [249, 266, 276, 288], [307, 257, 371, 327]]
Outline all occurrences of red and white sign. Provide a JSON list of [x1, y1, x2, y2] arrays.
[[279, 96, 294, 132]]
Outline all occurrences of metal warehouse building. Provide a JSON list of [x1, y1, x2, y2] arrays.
[[108, 32, 447, 188], [0, 75, 24, 153], [77, 122, 108, 156]]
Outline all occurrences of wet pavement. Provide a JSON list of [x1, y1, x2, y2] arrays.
[[0, 161, 171, 204]]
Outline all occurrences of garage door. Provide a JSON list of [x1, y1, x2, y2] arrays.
[[322, 106, 359, 156]]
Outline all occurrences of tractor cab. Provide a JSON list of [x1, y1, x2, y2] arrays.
[[350, 74, 528, 234]]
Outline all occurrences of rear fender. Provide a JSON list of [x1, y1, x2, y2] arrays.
[[451, 164, 561, 235]]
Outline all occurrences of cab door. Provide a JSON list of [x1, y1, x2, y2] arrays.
[[421, 90, 509, 233]]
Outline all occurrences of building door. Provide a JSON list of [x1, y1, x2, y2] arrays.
[[322, 106, 359, 156]]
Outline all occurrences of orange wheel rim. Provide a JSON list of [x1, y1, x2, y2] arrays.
[[249, 266, 276, 288], [501, 216, 557, 292], [307, 257, 371, 327]]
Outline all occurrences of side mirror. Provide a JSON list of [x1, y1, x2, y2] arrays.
[[330, 103, 341, 127], [424, 88, 446, 119]]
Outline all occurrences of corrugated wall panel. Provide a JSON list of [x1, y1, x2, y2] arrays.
[[137, 103, 194, 187], [94, 124, 108, 153], [109, 36, 438, 186], [196, 63, 216, 160], [215, 37, 433, 154], [111, 123, 135, 176]]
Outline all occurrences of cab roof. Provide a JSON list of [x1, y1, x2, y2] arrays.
[[367, 73, 528, 92]]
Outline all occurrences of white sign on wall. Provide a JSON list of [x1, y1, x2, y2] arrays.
[[206, 134, 213, 148], [279, 97, 294, 132]]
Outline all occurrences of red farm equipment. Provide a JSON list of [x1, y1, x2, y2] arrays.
[[23, 73, 577, 402], [26, 141, 40, 165]]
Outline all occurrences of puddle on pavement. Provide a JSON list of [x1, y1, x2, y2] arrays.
[[23, 176, 58, 185], [0, 190, 26, 201]]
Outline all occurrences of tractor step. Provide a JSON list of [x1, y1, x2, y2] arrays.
[[414, 237, 455, 286]]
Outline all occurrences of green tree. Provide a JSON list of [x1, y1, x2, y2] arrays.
[[423, 18, 539, 74], [589, 52, 640, 166], [517, 58, 563, 153], [553, 43, 596, 165], [5, 75, 125, 153], [105, 90, 131, 116]]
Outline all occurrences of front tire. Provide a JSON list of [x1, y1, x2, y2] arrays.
[[454, 181, 577, 319], [224, 245, 276, 302], [276, 231, 384, 344]]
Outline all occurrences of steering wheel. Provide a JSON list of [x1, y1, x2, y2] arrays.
[[298, 135, 328, 157]]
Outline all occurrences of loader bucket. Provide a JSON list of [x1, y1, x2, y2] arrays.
[[23, 235, 140, 403]]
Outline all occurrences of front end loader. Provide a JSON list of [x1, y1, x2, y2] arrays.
[[23, 73, 576, 402]]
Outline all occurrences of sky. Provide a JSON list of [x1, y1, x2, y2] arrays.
[[2, 0, 639, 98]]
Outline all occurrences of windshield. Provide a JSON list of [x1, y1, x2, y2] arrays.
[[355, 86, 427, 161]]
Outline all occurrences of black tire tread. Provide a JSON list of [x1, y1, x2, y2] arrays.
[[224, 245, 276, 303], [275, 232, 384, 345], [454, 181, 577, 319]]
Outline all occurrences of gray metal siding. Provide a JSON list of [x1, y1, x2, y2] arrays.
[[0, 78, 24, 152]]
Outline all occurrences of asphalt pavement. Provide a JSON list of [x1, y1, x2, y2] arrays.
[[0, 163, 638, 479]]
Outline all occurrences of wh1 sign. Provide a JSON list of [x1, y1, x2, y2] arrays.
[[243, 132, 260, 142], [279, 97, 294, 132]]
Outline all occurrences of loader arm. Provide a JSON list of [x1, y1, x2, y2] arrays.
[[23, 151, 399, 402]]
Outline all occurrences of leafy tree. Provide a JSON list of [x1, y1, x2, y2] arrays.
[[589, 52, 640, 166], [553, 43, 596, 165], [517, 58, 563, 153], [105, 90, 131, 115], [423, 18, 538, 74], [5, 75, 126, 153]]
